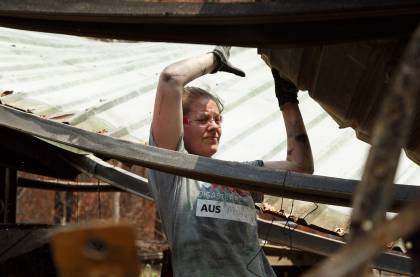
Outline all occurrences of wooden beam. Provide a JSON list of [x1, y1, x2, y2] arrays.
[[0, 104, 419, 210], [0, 1, 418, 46], [50, 222, 140, 277]]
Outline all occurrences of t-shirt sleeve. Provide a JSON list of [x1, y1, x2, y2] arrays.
[[147, 131, 184, 200], [147, 130, 185, 243]]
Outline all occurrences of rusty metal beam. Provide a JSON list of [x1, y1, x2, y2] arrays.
[[0, 1, 419, 47], [2, 0, 419, 20], [17, 177, 122, 193], [0, 104, 420, 210], [59, 153, 152, 200], [304, 24, 420, 277]]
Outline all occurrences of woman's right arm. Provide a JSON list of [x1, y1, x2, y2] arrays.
[[151, 53, 218, 150]]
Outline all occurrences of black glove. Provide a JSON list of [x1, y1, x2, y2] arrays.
[[271, 68, 298, 110], [210, 46, 246, 77]]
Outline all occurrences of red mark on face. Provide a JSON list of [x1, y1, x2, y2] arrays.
[[183, 116, 190, 125]]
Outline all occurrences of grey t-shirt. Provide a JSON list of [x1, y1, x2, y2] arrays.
[[148, 133, 276, 277]]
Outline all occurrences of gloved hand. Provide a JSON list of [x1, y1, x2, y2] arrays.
[[210, 46, 246, 77], [271, 68, 299, 110]]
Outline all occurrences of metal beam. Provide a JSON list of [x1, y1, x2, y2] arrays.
[[59, 153, 152, 201], [0, 1, 419, 47], [2, 0, 419, 20], [17, 177, 122, 193], [0, 104, 419, 210]]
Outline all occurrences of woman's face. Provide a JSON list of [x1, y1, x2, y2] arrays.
[[183, 97, 222, 157]]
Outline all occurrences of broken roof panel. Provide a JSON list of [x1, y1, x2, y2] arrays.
[[0, 27, 419, 233]]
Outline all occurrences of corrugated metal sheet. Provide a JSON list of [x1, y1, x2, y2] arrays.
[[0, 27, 419, 232]]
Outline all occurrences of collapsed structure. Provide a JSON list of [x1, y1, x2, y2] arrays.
[[0, 1, 419, 276]]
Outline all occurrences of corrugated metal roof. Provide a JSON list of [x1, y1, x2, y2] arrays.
[[1, 27, 419, 232]]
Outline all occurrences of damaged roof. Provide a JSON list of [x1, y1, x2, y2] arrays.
[[0, 27, 419, 233]]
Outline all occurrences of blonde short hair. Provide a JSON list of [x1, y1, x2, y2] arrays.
[[182, 86, 224, 115]]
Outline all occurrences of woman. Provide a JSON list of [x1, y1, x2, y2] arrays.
[[148, 47, 313, 276]]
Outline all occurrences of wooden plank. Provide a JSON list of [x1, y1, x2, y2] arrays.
[[258, 219, 411, 275], [0, 1, 419, 46], [0, 104, 419, 210], [50, 222, 140, 277]]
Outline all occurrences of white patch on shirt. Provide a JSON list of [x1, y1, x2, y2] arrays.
[[196, 199, 257, 226]]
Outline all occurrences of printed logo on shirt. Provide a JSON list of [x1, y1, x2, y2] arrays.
[[195, 199, 257, 226], [196, 199, 257, 226], [196, 181, 256, 225], [197, 182, 252, 206]]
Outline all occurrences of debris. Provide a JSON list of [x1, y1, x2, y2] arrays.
[[1, 90, 13, 97]]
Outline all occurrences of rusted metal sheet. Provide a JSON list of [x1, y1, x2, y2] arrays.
[[0, 1, 419, 47], [262, 197, 350, 235], [0, 27, 417, 183], [303, 188, 420, 277], [258, 219, 411, 275]]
